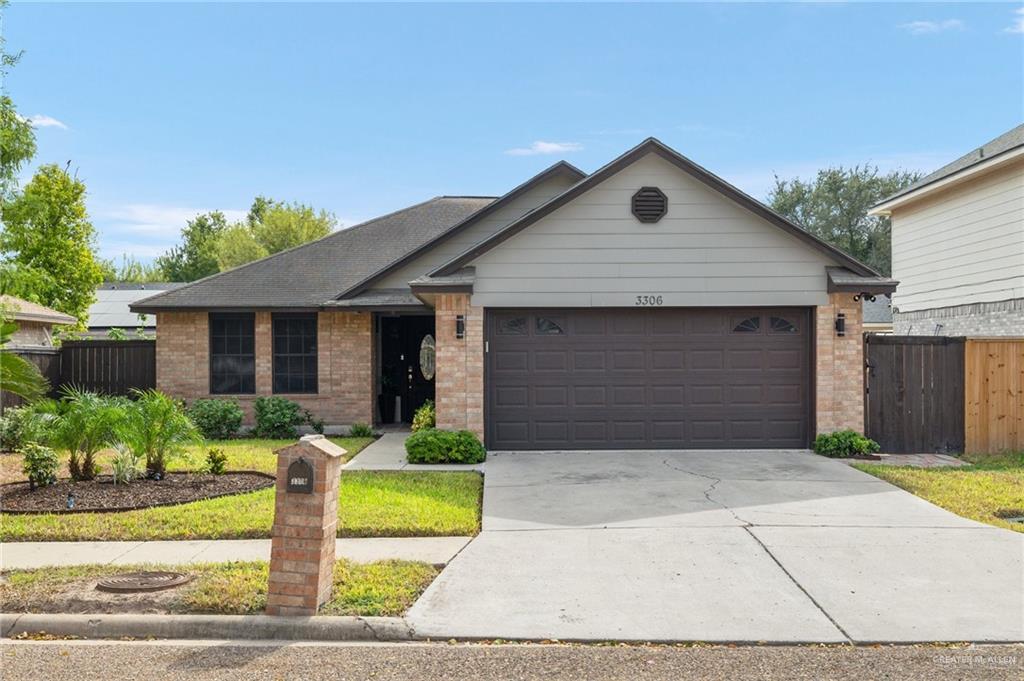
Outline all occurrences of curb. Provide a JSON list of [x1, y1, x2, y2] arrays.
[[0, 613, 415, 642]]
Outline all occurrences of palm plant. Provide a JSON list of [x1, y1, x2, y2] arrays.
[[0, 321, 49, 401], [117, 389, 201, 478], [49, 387, 124, 481]]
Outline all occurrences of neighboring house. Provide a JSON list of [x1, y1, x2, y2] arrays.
[[0, 295, 76, 348], [870, 124, 1024, 336], [862, 294, 893, 334], [133, 138, 895, 449], [86, 283, 184, 339]]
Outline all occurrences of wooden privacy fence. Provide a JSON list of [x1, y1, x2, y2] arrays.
[[866, 335, 1024, 454], [864, 336, 965, 454], [58, 340, 156, 396], [0, 347, 61, 411], [965, 339, 1024, 454], [1, 340, 156, 411]]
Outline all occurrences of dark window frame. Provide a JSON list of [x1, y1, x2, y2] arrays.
[[209, 312, 256, 395], [272, 312, 318, 395]]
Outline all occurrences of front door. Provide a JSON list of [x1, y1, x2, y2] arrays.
[[380, 315, 436, 423]]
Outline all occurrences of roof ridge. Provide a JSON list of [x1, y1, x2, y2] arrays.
[[132, 195, 460, 308]]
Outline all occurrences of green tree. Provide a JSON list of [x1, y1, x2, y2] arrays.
[[155, 211, 228, 282], [253, 200, 335, 253], [100, 254, 166, 283], [0, 96, 35, 201], [214, 197, 336, 270], [0, 164, 104, 326], [215, 223, 268, 270], [768, 166, 922, 276]]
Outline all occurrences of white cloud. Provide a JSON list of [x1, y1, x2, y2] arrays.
[[504, 141, 583, 156], [1004, 7, 1024, 33], [26, 114, 69, 130], [899, 19, 965, 35], [101, 204, 247, 236]]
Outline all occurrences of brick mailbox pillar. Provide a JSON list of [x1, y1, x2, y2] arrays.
[[266, 434, 347, 616]]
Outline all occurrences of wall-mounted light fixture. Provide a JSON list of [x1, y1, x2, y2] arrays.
[[455, 315, 466, 340], [835, 312, 846, 337]]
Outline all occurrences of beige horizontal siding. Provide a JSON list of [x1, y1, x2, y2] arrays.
[[891, 159, 1024, 312], [468, 153, 837, 308], [374, 173, 578, 289]]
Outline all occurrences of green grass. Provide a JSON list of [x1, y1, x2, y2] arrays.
[[0, 470, 482, 541], [0, 560, 439, 616], [854, 451, 1024, 533]]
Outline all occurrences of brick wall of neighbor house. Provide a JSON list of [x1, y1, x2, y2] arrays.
[[815, 292, 865, 435], [155, 311, 373, 427], [893, 299, 1024, 336], [434, 293, 484, 439]]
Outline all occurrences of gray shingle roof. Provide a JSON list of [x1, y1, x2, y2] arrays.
[[132, 197, 494, 311], [876, 123, 1024, 206]]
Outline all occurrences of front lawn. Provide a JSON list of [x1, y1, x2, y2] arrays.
[[0, 470, 482, 541], [0, 559, 438, 616], [855, 451, 1024, 533]]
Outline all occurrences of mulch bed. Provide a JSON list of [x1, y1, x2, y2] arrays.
[[0, 471, 274, 514]]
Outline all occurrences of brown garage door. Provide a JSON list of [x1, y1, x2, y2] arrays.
[[486, 308, 811, 450]]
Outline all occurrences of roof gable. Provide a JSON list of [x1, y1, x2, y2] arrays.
[[337, 161, 585, 299], [432, 138, 879, 278]]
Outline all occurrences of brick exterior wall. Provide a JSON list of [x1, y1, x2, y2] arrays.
[[155, 311, 373, 427], [893, 298, 1024, 336], [815, 292, 865, 435], [434, 293, 484, 439]]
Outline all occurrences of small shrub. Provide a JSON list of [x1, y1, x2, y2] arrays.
[[252, 396, 304, 439], [813, 429, 881, 458], [0, 406, 49, 452], [405, 428, 486, 465], [118, 389, 201, 478], [303, 409, 325, 435], [51, 387, 125, 481], [20, 442, 59, 490], [188, 398, 244, 440], [110, 443, 143, 485], [349, 422, 374, 438], [411, 400, 435, 433], [206, 448, 228, 475]]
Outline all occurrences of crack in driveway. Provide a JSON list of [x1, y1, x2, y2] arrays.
[[661, 458, 751, 526]]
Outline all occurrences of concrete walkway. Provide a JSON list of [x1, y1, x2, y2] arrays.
[[408, 450, 1024, 643], [846, 453, 968, 468], [344, 432, 485, 472], [0, 536, 472, 570]]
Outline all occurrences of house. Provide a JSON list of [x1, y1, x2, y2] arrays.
[[862, 294, 893, 334], [85, 282, 184, 339], [869, 124, 1024, 336], [0, 295, 76, 348], [133, 138, 895, 449]]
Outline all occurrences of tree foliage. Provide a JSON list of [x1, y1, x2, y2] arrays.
[[214, 197, 336, 272], [155, 211, 228, 282], [768, 166, 922, 276], [99, 254, 166, 283], [0, 96, 36, 201], [0, 164, 104, 326]]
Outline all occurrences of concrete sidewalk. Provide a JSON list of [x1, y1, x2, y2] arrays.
[[0, 536, 472, 570], [344, 432, 485, 472]]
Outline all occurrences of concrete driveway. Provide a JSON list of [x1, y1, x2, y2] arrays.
[[407, 450, 1024, 643]]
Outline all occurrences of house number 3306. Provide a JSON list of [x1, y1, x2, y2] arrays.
[[635, 295, 663, 306]]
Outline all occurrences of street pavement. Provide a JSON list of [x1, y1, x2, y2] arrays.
[[1, 640, 1021, 681]]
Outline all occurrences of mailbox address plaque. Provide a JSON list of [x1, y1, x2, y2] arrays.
[[286, 457, 314, 494]]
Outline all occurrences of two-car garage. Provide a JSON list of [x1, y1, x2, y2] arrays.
[[485, 308, 812, 450]]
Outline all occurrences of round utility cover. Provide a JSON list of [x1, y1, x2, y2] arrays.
[[95, 571, 192, 593]]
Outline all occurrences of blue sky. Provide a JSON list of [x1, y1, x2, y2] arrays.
[[6, 2, 1023, 263]]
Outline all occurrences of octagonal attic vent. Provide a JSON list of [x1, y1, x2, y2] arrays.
[[632, 186, 667, 223]]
